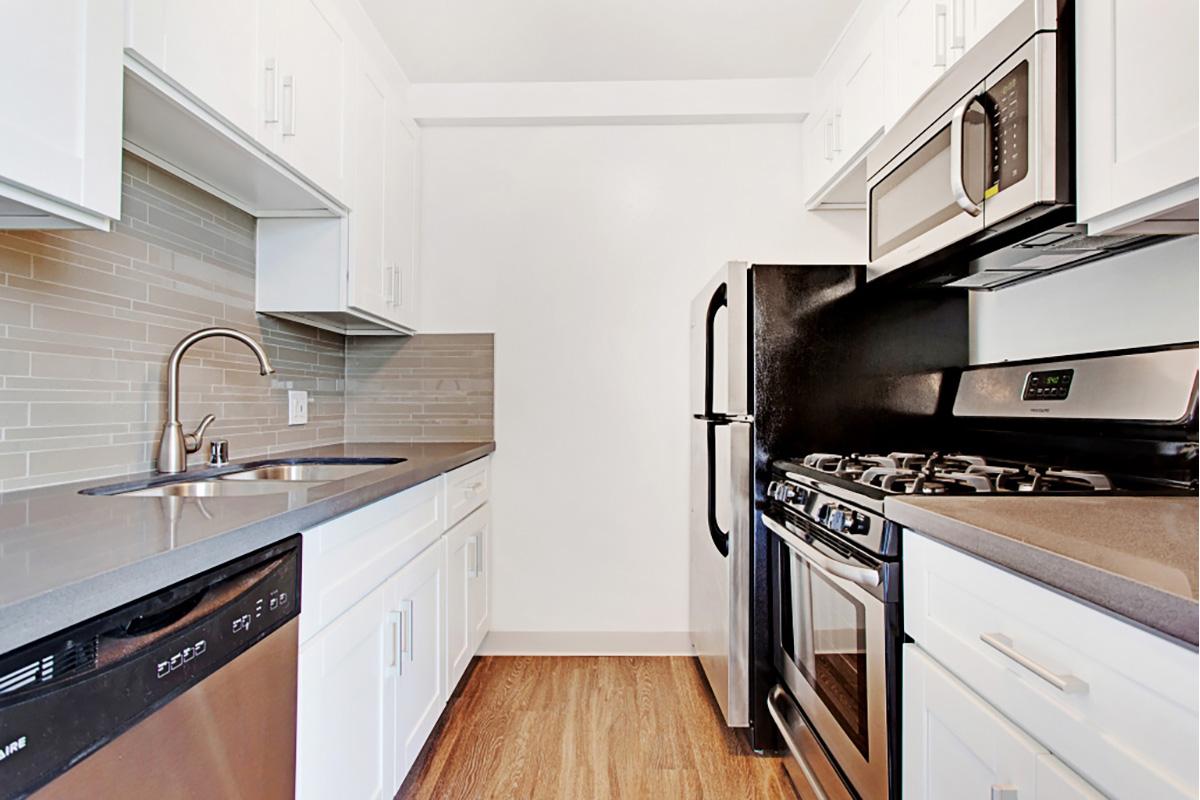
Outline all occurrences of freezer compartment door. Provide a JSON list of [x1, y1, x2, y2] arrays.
[[690, 262, 750, 418]]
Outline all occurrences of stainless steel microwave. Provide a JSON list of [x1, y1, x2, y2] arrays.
[[866, 0, 1071, 282]]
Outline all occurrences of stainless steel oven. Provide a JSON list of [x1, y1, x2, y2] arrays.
[[866, 0, 1071, 282], [764, 508, 900, 800]]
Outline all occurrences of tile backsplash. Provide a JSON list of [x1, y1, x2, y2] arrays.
[[346, 334, 494, 443], [0, 154, 493, 492]]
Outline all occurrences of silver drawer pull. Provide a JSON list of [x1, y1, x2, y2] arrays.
[[980, 633, 1088, 694], [991, 785, 1019, 800]]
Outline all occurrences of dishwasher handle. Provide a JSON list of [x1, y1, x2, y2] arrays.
[[97, 554, 289, 666]]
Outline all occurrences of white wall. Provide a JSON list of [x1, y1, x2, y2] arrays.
[[970, 236, 1199, 363], [419, 123, 863, 648]]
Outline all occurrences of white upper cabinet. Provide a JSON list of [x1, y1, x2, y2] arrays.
[[263, 0, 348, 202], [885, 0, 946, 125], [0, 0, 122, 230], [804, 0, 886, 208], [125, 0, 262, 135], [385, 106, 420, 329], [1076, 0, 1199, 234], [347, 52, 392, 322]]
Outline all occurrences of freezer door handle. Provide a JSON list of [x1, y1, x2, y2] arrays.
[[692, 413, 754, 424]]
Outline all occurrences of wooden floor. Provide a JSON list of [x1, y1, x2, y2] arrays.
[[397, 656, 796, 800]]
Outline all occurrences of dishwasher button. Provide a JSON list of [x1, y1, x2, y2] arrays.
[[194, 640, 207, 656], [156, 661, 170, 679]]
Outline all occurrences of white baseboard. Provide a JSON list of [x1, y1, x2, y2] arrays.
[[477, 630, 694, 656]]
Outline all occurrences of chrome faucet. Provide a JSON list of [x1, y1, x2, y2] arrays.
[[156, 327, 275, 474]]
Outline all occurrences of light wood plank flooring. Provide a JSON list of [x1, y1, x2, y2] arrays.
[[397, 656, 796, 799]]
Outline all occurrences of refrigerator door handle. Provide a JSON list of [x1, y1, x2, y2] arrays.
[[703, 283, 727, 417], [693, 413, 754, 424], [705, 421, 730, 557]]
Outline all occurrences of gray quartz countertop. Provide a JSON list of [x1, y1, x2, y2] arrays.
[[0, 441, 494, 656], [887, 495, 1199, 646]]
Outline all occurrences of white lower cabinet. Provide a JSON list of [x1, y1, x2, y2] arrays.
[[445, 505, 491, 691], [904, 530, 1200, 800], [388, 539, 447, 785], [903, 643, 1104, 800], [297, 457, 492, 798], [297, 580, 392, 800]]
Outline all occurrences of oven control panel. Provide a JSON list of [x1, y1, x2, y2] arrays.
[[1023, 368, 1073, 401]]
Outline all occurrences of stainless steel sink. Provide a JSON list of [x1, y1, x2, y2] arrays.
[[80, 457, 406, 497], [120, 480, 321, 497], [219, 463, 384, 482]]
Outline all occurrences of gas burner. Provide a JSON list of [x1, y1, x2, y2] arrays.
[[803, 453, 894, 478], [1040, 469, 1114, 492], [920, 453, 988, 472]]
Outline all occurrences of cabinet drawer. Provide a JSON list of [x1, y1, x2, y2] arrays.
[[443, 456, 490, 530], [904, 530, 1199, 800], [301, 479, 443, 643]]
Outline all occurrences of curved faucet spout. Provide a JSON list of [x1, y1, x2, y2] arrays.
[[157, 327, 275, 474]]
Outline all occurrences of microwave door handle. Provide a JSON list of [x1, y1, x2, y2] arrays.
[[950, 93, 984, 217], [762, 515, 881, 588]]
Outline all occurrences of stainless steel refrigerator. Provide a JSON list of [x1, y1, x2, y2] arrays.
[[688, 261, 862, 740], [689, 260, 969, 750]]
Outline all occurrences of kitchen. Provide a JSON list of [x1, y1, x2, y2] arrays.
[[0, 0, 1195, 798]]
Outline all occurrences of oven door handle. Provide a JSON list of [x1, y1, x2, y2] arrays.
[[762, 515, 881, 589]]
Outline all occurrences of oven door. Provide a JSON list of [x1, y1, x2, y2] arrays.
[[764, 513, 890, 800]]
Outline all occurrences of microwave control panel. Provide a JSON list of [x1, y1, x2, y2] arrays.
[[986, 59, 1029, 197]]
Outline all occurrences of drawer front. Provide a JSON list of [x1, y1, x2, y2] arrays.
[[904, 530, 1199, 800], [443, 456, 490, 530], [301, 479, 443, 643]]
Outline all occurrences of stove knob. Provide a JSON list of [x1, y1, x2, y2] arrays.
[[766, 481, 782, 501]]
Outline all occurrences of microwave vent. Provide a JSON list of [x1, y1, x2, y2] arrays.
[[942, 223, 1177, 291]]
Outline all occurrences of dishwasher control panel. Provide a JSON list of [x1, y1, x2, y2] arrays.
[[0, 536, 301, 800]]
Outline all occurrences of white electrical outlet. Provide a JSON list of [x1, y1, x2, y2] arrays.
[[288, 390, 308, 425]]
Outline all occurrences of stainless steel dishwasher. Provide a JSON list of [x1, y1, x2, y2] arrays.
[[0, 536, 301, 799]]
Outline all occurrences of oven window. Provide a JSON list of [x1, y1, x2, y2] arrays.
[[779, 546, 870, 758]]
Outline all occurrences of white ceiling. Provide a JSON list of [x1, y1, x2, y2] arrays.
[[357, 0, 859, 83]]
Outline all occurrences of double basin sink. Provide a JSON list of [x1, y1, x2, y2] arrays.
[[81, 457, 406, 497]]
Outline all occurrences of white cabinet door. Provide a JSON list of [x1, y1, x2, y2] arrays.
[[903, 644, 1104, 800], [0, 0, 121, 229], [1076, 0, 1199, 232], [384, 106, 420, 329], [389, 539, 447, 792], [272, 0, 347, 200], [837, 20, 886, 162], [886, 0, 945, 122], [346, 54, 390, 322], [129, 0, 262, 135], [467, 508, 491, 655], [297, 581, 394, 800], [960, 0, 1023, 53], [445, 505, 490, 692]]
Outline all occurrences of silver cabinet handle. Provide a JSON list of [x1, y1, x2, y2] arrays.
[[934, 4, 948, 67], [992, 786, 1019, 800], [401, 600, 414, 664], [832, 111, 842, 154], [951, 0, 966, 51], [949, 91, 984, 216], [823, 118, 833, 160], [762, 515, 881, 588], [282, 75, 296, 136], [467, 534, 480, 577], [392, 265, 401, 308], [387, 610, 402, 673], [264, 58, 278, 123], [980, 633, 1088, 694]]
